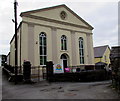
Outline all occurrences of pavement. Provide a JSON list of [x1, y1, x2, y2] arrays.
[[2, 68, 120, 100]]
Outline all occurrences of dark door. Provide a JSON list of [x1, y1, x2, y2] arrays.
[[61, 54, 68, 72], [63, 59, 67, 72]]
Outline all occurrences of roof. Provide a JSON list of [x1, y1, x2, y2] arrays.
[[20, 4, 93, 30], [94, 45, 110, 58]]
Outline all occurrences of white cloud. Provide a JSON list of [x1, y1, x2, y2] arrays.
[[0, 44, 10, 55]]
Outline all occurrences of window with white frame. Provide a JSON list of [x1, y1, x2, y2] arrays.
[[61, 35, 67, 50], [79, 37, 84, 64], [39, 32, 47, 66]]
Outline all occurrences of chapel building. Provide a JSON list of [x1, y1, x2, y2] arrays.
[[10, 4, 94, 69]]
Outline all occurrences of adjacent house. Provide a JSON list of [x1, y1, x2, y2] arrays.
[[94, 45, 110, 66], [0, 55, 7, 66], [9, 4, 94, 69]]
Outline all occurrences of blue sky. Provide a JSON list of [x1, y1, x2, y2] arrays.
[[0, 0, 119, 55]]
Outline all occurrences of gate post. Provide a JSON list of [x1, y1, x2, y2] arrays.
[[46, 61, 53, 82], [23, 61, 31, 83]]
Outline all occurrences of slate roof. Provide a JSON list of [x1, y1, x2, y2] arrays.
[[94, 45, 109, 58]]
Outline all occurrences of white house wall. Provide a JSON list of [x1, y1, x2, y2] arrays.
[[10, 39, 15, 66], [10, 5, 94, 66], [21, 23, 28, 65]]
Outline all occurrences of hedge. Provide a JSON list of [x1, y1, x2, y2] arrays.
[[49, 70, 111, 82]]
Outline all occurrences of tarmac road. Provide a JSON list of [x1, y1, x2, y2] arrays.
[[2, 70, 120, 99]]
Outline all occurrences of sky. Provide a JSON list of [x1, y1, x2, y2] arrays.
[[0, 0, 119, 55]]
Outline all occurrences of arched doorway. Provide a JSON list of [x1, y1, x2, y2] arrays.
[[60, 54, 69, 72]]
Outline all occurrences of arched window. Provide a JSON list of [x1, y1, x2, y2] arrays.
[[61, 35, 67, 50], [39, 32, 47, 65], [79, 37, 84, 64]]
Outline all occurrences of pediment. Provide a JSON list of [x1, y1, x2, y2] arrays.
[[20, 5, 93, 29]]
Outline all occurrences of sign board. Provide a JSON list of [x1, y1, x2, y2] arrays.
[[65, 68, 70, 72], [53, 64, 64, 73]]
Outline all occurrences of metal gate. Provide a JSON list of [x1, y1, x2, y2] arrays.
[[31, 66, 46, 82]]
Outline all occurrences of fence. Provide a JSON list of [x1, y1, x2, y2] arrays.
[[3, 64, 22, 75], [67, 65, 95, 72], [3, 64, 23, 82], [3, 64, 47, 82], [17, 66, 47, 82], [3, 63, 110, 83], [30, 66, 46, 82]]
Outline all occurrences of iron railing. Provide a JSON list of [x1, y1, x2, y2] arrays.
[[30, 66, 46, 82]]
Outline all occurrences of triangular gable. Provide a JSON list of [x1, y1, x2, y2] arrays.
[[94, 45, 109, 58], [20, 4, 93, 29]]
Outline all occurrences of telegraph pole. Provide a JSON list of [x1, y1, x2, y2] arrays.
[[14, 0, 18, 84]]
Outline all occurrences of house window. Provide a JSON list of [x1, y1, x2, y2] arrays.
[[79, 37, 84, 64], [39, 32, 47, 66], [104, 56, 107, 62], [61, 35, 67, 50]]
